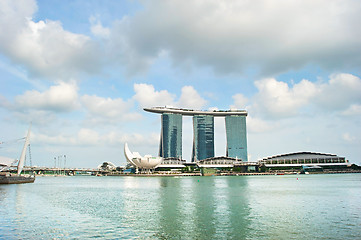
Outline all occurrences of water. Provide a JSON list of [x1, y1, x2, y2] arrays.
[[0, 174, 360, 239]]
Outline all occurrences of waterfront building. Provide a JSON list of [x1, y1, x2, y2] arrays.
[[157, 157, 186, 168], [192, 115, 214, 162], [159, 113, 182, 159], [144, 107, 248, 162], [225, 115, 248, 161], [259, 152, 349, 169], [197, 156, 243, 168], [124, 143, 163, 170]]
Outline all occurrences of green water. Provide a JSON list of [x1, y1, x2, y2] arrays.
[[0, 174, 360, 239]]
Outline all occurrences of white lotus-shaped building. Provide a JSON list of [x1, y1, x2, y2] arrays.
[[124, 143, 163, 169]]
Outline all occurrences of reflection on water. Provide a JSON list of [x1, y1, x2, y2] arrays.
[[154, 177, 252, 239], [0, 174, 361, 239], [224, 177, 251, 239]]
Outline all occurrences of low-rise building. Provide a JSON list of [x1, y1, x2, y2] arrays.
[[259, 152, 349, 170]]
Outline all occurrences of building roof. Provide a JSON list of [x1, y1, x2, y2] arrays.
[[198, 156, 238, 162], [261, 152, 342, 161], [144, 107, 247, 116]]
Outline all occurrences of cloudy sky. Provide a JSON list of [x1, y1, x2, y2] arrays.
[[1, 0, 360, 168]]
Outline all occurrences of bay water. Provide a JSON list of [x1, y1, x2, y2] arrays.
[[0, 174, 360, 239]]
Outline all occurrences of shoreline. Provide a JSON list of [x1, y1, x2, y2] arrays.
[[35, 170, 361, 177], [113, 171, 361, 177]]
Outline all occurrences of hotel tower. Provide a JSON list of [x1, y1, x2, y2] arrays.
[[144, 107, 248, 162]]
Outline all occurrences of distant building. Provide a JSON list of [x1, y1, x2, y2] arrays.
[[259, 152, 349, 168], [144, 107, 248, 162], [197, 156, 242, 168]]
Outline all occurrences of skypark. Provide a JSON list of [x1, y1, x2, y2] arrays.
[[144, 107, 248, 116]]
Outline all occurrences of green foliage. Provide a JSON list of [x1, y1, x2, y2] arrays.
[[350, 164, 361, 170]]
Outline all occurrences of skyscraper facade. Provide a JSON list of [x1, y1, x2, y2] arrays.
[[159, 113, 182, 159], [225, 115, 248, 161], [192, 115, 214, 162]]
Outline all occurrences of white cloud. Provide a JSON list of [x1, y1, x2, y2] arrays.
[[2, 0, 360, 79], [0, 94, 11, 109], [178, 86, 207, 109], [15, 82, 79, 112], [90, 16, 110, 38], [111, 0, 361, 75], [316, 73, 361, 110], [249, 73, 361, 119], [252, 78, 317, 118], [230, 93, 248, 109], [1, 82, 79, 126], [133, 83, 176, 108], [0, 0, 36, 41], [342, 104, 361, 116], [247, 116, 275, 133], [0, 0, 101, 80], [208, 107, 219, 111], [77, 128, 100, 145], [81, 94, 140, 123], [342, 133, 355, 142], [33, 129, 102, 147], [133, 83, 207, 109], [33, 128, 158, 148], [12, 110, 57, 127]]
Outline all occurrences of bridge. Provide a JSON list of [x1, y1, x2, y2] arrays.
[[19, 166, 105, 175]]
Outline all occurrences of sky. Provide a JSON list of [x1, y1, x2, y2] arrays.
[[0, 0, 360, 168]]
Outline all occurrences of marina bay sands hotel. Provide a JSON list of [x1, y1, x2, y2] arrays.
[[144, 107, 248, 162]]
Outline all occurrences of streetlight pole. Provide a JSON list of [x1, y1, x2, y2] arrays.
[[58, 155, 61, 175], [64, 155, 66, 175], [54, 157, 56, 175]]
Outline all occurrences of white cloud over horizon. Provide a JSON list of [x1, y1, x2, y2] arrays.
[[245, 73, 361, 119], [32, 128, 160, 150], [1, 73, 359, 144], [81, 94, 141, 125], [14, 81, 79, 112]]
